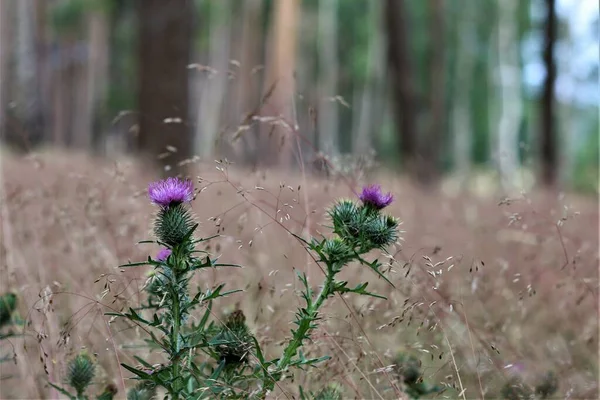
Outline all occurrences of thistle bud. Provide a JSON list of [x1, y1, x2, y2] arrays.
[[154, 204, 195, 247], [97, 383, 118, 400], [322, 237, 351, 264], [212, 310, 255, 365], [66, 351, 96, 396], [328, 199, 361, 239], [363, 215, 399, 249]]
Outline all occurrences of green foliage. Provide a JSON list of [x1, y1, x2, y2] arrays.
[[0, 293, 17, 329], [313, 383, 343, 400], [51, 0, 109, 35]]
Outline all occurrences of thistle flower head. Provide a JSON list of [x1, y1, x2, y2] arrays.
[[359, 184, 393, 210], [148, 177, 193, 208], [156, 248, 172, 262]]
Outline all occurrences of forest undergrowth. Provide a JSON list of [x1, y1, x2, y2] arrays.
[[0, 149, 598, 399]]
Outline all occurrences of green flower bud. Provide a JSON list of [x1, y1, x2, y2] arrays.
[[66, 351, 96, 396], [328, 200, 361, 239], [154, 203, 195, 247], [211, 310, 255, 365], [322, 237, 351, 264], [97, 383, 118, 400], [363, 215, 399, 249]]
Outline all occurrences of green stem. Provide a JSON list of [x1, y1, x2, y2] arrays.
[[170, 274, 181, 400], [276, 273, 334, 372]]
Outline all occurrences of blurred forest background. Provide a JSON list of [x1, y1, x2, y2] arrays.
[[0, 0, 598, 193]]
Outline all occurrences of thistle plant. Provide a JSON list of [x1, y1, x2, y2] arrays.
[[108, 178, 401, 399], [108, 178, 253, 399], [256, 184, 401, 394]]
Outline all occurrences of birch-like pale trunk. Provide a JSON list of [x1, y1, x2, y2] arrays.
[[317, 0, 338, 156], [195, 0, 232, 158], [496, 0, 522, 193]]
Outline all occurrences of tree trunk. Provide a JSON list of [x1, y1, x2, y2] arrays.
[[452, 0, 475, 187], [231, 0, 263, 165], [540, 0, 557, 187], [14, 0, 42, 149], [419, 0, 445, 184], [496, 0, 522, 193], [88, 11, 110, 153], [0, 0, 13, 143], [259, 0, 299, 168], [354, 0, 384, 156], [137, 0, 193, 177], [316, 0, 339, 156], [384, 0, 418, 175], [195, 0, 231, 159]]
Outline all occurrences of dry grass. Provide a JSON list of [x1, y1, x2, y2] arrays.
[[0, 149, 598, 399]]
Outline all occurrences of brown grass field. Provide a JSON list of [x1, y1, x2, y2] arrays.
[[0, 150, 598, 399]]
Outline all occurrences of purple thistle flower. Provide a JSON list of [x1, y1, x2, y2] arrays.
[[359, 184, 393, 210], [156, 248, 172, 261], [148, 177, 193, 207]]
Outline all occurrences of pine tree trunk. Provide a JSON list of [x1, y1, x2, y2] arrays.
[[419, 0, 445, 184], [259, 0, 299, 168], [384, 0, 418, 176], [137, 0, 193, 177]]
